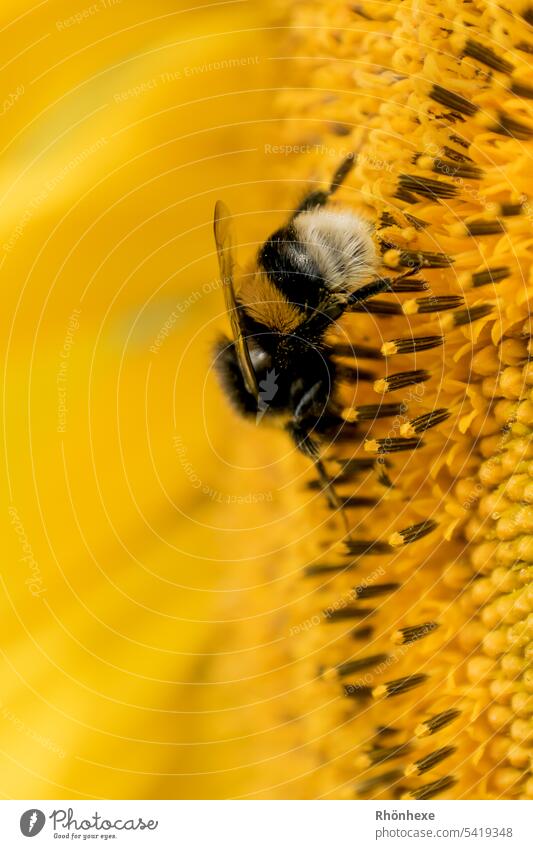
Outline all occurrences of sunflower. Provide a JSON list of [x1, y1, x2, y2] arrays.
[[252, 0, 532, 800], [2, 0, 531, 802]]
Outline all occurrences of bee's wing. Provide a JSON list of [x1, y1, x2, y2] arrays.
[[213, 201, 258, 398]]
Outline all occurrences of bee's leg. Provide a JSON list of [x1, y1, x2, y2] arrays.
[[346, 276, 392, 305], [292, 380, 326, 424], [286, 420, 353, 539], [308, 283, 388, 328], [346, 264, 423, 307], [292, 153, 356, 215], [287, 422, 337, 508]]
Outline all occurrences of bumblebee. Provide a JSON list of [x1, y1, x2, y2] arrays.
[[213, 154, 416, 520]]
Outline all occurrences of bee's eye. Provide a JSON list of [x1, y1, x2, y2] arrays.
[[250, 347, 270, 372]]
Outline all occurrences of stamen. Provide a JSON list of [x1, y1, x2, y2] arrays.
[[398, 174, 459, 200], [350, 299, 403, 315], [325, 653, 390, 679], [394, 186, 418, 204], [337, 457, 378, 474], [404, 214, 429, 231], [342, 403, 404, 423], [407, 775, 456, 800], [429, 84, 479, 116], [374, 370, 430, 393], [356, 770, 403, 794], [415, 153, 482, 179], [463, 38, 514, 74], [345, 538, 391, 556], [343, 684, 373, 699], [341, 495, 378, 508], [303, 562, 353, 577], [353, 582, 400, 599], [381, 335, 443, 356], [465, 220, 506, 236], [497, 201, 525, 216], [380, 211, 399, 228], [441, 144, 473, 163], [449, 132, 470, 149], [383, 247, 453, 269], [388, 519, 438, 547], [415, 709, 461, 738], [405, 746, 456, 777], [388, 277, 429, 292], [442, 304, 493, 328], [402, 295, 464, 314], [324, 605, 375, 621], [400, 408, 451, 436], [364, 437, 425, 454], [373, 673, 428, 698], [351, 625, 374, 641], [471, 267, 510, 287], [362, 743, 411, 765], [516, 40, 533, 54], [495, 112, 533, 140], [432, 158, 482, 180], [392, 621, 440, 644], [376, 726, 401, 738]]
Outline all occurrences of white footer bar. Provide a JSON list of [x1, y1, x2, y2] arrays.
[[1, 799, 530, 848]]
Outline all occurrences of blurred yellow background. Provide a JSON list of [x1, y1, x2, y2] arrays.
[[1, 0, 321, 799]]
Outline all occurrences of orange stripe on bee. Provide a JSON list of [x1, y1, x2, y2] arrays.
[[237, 271, 304, 333]]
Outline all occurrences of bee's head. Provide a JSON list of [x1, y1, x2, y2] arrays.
[[213, 334, 274, 418]]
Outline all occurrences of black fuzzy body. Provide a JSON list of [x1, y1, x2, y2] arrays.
[[213, 154, 388, 460]]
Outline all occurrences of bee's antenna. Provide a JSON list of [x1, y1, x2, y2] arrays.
[[288, 423, 354, 541], [328, 126, 373, 197], [292, 152, 358, 216], [213, 201, 259, 399], [313, 456, 353, 542], [329, 152, 356, 195]]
